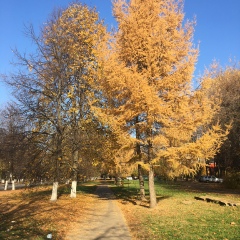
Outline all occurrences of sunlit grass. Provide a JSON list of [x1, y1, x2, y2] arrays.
[[1, 180, 239, 240], [111, 180, 240, 240]]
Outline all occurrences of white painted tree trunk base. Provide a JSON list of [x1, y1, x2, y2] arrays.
[[70, 181, 77, 198], [4, 181, 8, 190], [12, 181, 15, 190], [50, 182, 58, 201]]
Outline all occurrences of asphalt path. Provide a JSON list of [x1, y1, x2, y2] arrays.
[[66, 185, 132, 240]]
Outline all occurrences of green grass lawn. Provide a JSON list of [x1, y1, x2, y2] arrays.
[[1, 180, 239, 240], [111, 180, 240, 240]]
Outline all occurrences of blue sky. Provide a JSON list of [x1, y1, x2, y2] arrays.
[[0, 0, 239, 107]]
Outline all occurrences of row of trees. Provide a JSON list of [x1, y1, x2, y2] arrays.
[[210, 65, 240, 174], [1, 4, 118, 199], [0, 0, 237, 207]]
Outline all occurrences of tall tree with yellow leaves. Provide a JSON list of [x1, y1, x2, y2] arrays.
[[5, 3, 107, 200], [45, 3, 107, 198], [207, 64, 240, 173], [94, 0, 228, 208]]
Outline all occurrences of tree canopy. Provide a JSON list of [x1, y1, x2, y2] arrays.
[[0, 0, 232, 205], [93, 0, 229, 207]]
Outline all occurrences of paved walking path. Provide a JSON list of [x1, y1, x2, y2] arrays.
[[66, 185, 132, 240]]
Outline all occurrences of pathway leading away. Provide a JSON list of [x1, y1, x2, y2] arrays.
[[66, 185, 132, 240]]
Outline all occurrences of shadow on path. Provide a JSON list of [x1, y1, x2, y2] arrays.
[[66, 185, 132, 240]]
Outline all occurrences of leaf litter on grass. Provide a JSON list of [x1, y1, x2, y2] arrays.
[[0, 186, 97, 240]]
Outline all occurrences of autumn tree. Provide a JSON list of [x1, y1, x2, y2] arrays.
[[208, 64, 240, 174], [94, 0, 228, 208], [0, 122, 8, 180], [0, 104, 29, 190], [4, 3, 107, 200], [43, 3, 107, 198], [0, 104, 55, 188]]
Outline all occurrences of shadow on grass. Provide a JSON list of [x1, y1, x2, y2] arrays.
[[156, 180, 240, 196], [110, 183, 171, 208], [0, 187, 61, 240], [0, 182, 99, 240], [76, 183, 98, 194]]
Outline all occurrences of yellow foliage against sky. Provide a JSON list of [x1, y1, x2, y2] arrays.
[[42, 4, 106, 84], [93, 0, 229, 176]]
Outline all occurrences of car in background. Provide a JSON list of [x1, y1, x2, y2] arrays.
[[126, 176, 133, 180], [199, 175, 223, 183]]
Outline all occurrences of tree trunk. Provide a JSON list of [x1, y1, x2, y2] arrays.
[[50, 71, 62, 201], [4, 180, 8, 190], [149, 164, 157, 208], [136, 116, 146, 200], [70, 149, 78, 198], [70, 180, 77, 198], [138, 164, 146, 200], [11, 180, 15, 190], [50, 182, 58, 201], [50, 132, 61, 201], [50, 157, 60, 201], [115, 173, 122, 186]]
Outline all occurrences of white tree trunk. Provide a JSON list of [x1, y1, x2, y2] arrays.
[[4, 180, 8, 190], [70, 180, 77, 198], [12, 180, 15, 190], [50, 182, 58, 201]]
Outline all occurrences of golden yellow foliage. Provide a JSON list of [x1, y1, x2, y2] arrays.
[[94, 0, 228, 179]]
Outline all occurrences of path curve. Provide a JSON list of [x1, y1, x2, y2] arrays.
[[66, 185, 132, 240]]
